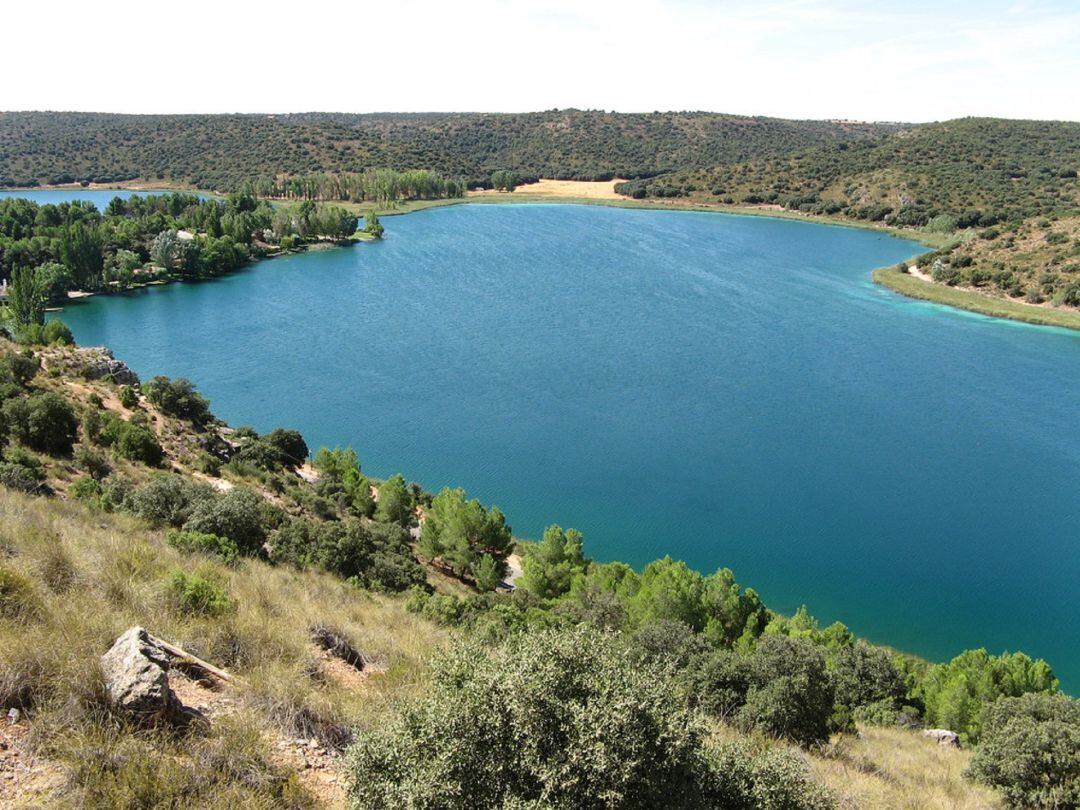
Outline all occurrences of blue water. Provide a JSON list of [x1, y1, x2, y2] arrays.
[[53, 202, 1080, 690], [0, 188, 198, 209]]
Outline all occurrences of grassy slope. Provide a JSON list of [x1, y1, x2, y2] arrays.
[[0, 488, 1002, 809]]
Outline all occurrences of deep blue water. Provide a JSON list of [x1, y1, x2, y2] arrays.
[[53, 202, 1080, 690]]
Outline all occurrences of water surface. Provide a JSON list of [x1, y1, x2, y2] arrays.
[[0, 188, 198, 209], [55, 203, 1080, 690]]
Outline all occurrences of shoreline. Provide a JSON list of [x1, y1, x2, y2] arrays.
[[875, 267, 1080, 333], [17, 181, 1080, 332]]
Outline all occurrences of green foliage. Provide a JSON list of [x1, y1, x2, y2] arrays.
[[349, 627, 756, 809], [143, 375, 211, 423], [165, 569, 235, 616], [490, 169, 519, 192], [965, 693, 1080, 808], [373, 473, 412, 526], [166, 530, 239, 564], [2, 391, 78, 454], [418, 487, 512, 583], [41, 319, 74, 346], [118, 385, 138, 408], [269, 518, 424, 591], [0, 352, 40, 386], [6, 265, 47, 328], [363, 211, 383, 238], [917, 649, 1059, 742], [518, 524, 588, 600], [830, 641, 908, 713], [182, 487, 269, 556], [263, 428, 308, 467], [125, 473, 215, 527], [112, 421, 163, 465]]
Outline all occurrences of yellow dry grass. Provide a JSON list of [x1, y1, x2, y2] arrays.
[[469, 178, 628, 200]]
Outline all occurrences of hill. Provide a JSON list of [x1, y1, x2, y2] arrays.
[[0, 336, 1074, 807], [0, 110, 900, 191], [618, 118, 1080, 225]]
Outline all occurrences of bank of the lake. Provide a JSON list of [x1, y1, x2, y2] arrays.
[[875, 266, 1080, 332], [54, 202, 1080, 692]]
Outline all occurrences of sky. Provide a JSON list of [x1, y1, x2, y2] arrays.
[[3, 0, 1079, 122]]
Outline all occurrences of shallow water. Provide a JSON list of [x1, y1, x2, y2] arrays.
[[54, 202, 1080, 689]]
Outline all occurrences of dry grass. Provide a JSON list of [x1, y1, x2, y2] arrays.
[[0, 488, 447, 806], [468, 178, 628, 200]]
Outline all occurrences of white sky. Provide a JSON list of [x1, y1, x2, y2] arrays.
[[2, 0, 1079, 122]]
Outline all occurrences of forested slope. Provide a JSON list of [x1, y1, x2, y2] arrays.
[[0, 110, 900, 190]]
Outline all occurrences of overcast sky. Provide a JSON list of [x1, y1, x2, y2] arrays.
[[3, 0, 1079, 122]]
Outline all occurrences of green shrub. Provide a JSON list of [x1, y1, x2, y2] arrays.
[[69, 475, 105, 508], [0, 462, 42, 493], [3, 392, 79, 454], [74, 444, 111, 479], [167, 530, 239, 564], [0, 353, 40, 386], [350, 627, 718, 808], [118, 385, 139, 409], [126, 474, 215, 527], [166, 569, 235, 617], [183, 488, 267, 556], [966, 693, 1080, 808], [113, 422, 163, 465], [830, 642, 908, 712], [41, 319, 74, 346], [143, 376, 211, 423]]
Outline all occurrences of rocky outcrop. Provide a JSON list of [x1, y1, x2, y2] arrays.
[[75, 347, 139, 386], [922, 728, 961, 748], [100, 627, 196, 726]]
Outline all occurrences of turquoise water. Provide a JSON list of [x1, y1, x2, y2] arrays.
[[54, 202, 1080, 690]]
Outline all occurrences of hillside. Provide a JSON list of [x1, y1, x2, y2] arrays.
[[0, 110, 900, 191], [0, 337, 1075, 807], [618, 118, 1080, 225]]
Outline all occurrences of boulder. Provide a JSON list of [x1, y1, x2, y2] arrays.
[[100, 627, 186, 725], [922, 728, 961, 748], [77, 347, 140, 386]]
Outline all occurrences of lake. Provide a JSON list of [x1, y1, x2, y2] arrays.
[[52, 200, 1080, 690], [0, 188, 198, 208]]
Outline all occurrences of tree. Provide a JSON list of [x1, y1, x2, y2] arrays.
[[143, 376, 211, 423], [56, 221, 104, 288], [263, 428, 309, 467], [34, 262, 72, 304], [183, 487, 268, 556], [374, 473, 412, 526], [363, 210, 384, 238], [6, 266, 47, 329], [917, 649, 1058, 743], [418, 487, 512, 583], [491, 169, 519, 192], [966, 693, 1080, 808], [518, 524, 588, 600], [831, 642, 908, 712], [3, 392, 78, 454], [149, 229, 179, 270]]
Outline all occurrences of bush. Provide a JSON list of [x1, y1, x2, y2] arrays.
[[966, 693, 1080, 808], [3, 392, 79, 454], [143, 376, 211, 423], [166, 569, 235, 617], [118, 385, 138, 409], [112, 422, 163, 466], [0, 462, 41, 492], [126, 474, 215, 527], [350, 627, 720, 808], [41, 319, 74, 346], [831, 642, 908, 712], [0, 353, 40, 386], [69, 475, 104, 508], [183, 488, 268, 556], [263, 428, 308, 467], [74, 445, 111, 479], [167, 530, 240, 564]]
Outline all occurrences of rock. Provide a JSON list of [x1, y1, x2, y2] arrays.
[[76, 347, 140, 386], [100, 627, 194, 726], [6, 709, 19, 725], [923, 728, 961, 748]]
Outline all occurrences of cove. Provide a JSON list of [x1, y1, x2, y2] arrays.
[[55, 202, 1080, 691]]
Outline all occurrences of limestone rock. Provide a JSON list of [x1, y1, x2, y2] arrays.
[[100, 627, 184, 725], [922, 728, 961, 748], [77, 347, 140, 386]]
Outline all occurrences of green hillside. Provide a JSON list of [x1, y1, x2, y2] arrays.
[[0, 110, 899, 191]]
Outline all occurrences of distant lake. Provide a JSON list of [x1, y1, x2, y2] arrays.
[[55, 202, 1080, 691], [0, 188, 200, 209]]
